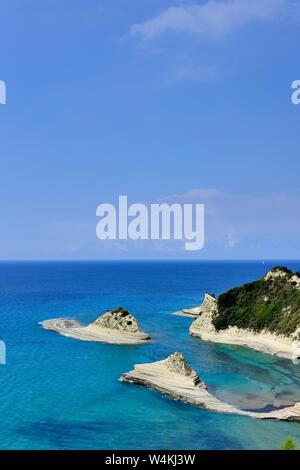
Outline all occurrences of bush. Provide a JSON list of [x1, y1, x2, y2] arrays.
[[280, 438, 298, 450], [213, 269, 300, 336]]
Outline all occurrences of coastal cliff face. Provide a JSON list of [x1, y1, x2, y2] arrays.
[[93, 307, 141, 333], [214, 267, 300, 337], [190, 267, 300, 358], [180, 292, 217, 317], [197, 293, 217, 316], [189, 294, 217, 334]]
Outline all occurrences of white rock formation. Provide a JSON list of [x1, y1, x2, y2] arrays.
[[264, 267, 290, 281], [93, 308, 140, 333], [290, 274, 300, 289], [41, 307, 150, 344], [178, 293, 217, 317], [264, 267, 300, 289], [120, 352, 300, 421]]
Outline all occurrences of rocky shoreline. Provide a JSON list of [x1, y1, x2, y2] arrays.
[[190, 319, 299, 360], [188, 293, 300, 359], [178, 269, 300, 360], [177, 293, 216, 318]]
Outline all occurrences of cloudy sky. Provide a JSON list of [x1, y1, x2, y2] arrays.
[[0, 0, 300, 260]]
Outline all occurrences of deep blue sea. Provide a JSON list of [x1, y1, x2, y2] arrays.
[[1, 260, 300, 450]]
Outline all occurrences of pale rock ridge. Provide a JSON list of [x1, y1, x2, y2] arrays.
[[189, 297, 217, 335], [93, 307, 140, 333], [264, 267, 300, 289], [41, 307, 150, 345], [121, 352, 207, 394], [199, 293, 218, 315], [179, 292, 217, 317], [165, 352, 193, 376], [264, 267, 291, 281], [120, 353, 300, 421], [290, 274, 300, 289]]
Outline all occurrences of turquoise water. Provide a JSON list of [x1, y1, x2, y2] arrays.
[[1, 260, 300, 450]]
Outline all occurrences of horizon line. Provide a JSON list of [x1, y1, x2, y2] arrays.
[[0, 259, 299, 263]]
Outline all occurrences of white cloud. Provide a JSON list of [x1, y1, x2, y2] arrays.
[[161, 187, 226, 202], [225, 230, 239, 248], [131, 0, 284, 40], [157, 188, 300, 253], [164, 63, 217, 84]]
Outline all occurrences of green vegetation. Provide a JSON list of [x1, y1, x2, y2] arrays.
[[111, 307, 130, 317], [213, 267, 300, 336], [280, 437, 298, 450]]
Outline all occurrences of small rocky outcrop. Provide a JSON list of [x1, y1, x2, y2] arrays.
[[198, 293, 218, 316], [121, 352, 205, 391], [93, 307, 141, 333], [189, 294, 218, 336], [165, 352, 193, 376], [180, 292, 217, 317], [264, 266, 292, 281], [264, 267, 300, 289]]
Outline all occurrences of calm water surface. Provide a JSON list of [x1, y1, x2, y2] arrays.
[[1, 260, 300, 450]]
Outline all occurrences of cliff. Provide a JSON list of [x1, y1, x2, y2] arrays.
[[179, 293, 217, 317], [190, 267, 300, 359]]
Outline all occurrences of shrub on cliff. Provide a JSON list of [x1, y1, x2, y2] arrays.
[[213, 267, 300, 336]]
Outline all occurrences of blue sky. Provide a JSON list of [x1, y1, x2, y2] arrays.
[[0, 0, 300, 260]]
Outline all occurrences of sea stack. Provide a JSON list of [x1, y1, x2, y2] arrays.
[[189, 267, 300, 359], [120, 352, 300, 421], [121, 352, 206, 396], [41, 307, 150, 344], [178, 293, 217, 317]]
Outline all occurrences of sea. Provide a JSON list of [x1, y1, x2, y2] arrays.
[[1, 260, 300, 450]]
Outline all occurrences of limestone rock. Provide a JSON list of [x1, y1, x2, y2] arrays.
[[40, 307, 150, 345], [165, 352, 193, 376], [93, 307, 140, 333], [120, 352, 300, 422], [180, 292, 217, 317], [189, 294, 218, 337], [264, 266, 291, 281]]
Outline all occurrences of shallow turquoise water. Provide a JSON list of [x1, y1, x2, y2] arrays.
[[1, 260, 300, 450]]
